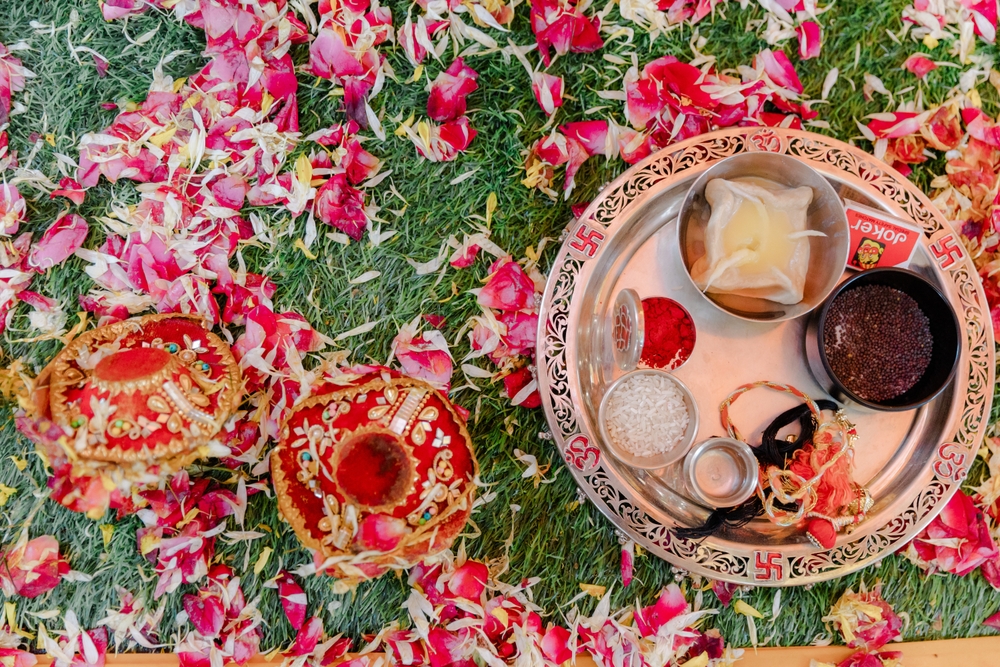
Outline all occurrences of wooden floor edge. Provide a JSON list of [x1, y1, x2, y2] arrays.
[[29, 634, 1000, 666]]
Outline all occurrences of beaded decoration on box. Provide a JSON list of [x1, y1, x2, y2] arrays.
[[17, 314, 242, 517], [271, 369, 478, 584]]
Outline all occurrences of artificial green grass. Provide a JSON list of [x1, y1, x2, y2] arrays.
[[1, 0, 999, 654]]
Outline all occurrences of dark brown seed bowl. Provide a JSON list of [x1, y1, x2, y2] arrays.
[[804, 267, 961, 412]]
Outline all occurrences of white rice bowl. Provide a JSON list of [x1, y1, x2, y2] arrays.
[[603, 373, 689, 458]]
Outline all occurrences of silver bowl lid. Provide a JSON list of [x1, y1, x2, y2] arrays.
[[611, 288, 644, 371]]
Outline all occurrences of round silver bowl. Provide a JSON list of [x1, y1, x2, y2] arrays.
[[597, 369, 699, 469], [677, 152, 850, 322], [805, 267, 961, 412], [682, 437, 759, 508]]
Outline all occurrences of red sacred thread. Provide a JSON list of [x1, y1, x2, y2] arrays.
[[639, 297, 695, 370]]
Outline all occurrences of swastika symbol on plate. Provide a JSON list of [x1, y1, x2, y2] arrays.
[[929, 233, 963, 270], [753, 551, 784, 582], [568, 223, 606, 259]]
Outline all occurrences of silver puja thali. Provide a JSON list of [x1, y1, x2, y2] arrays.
[[536, 127, 995, 586]]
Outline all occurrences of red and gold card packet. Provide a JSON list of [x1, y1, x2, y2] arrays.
[[844, 200, 923, 271]]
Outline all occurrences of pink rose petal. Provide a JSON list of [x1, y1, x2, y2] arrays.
[[796, 21, 822, 59], [447, 561, 489, 601], [634, 584, 688, 637], [427, 58, 479, 122], [28, 213, 89, 272], [903, 54, 937, 78], [277, 572, 307, 630]]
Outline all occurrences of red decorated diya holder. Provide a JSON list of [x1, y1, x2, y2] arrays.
[[18, 314, 242, 516], [271, 370, 478, 584]]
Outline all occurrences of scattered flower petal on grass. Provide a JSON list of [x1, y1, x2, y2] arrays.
[[0, 535, 69, 599], [903, 53, 938, 78], [903, 488, 999, 576], [390, 315, 454, 391], [27, 213, 89, 272], [427, 58, 479, 122], [530, 0, 604, 66], [402, 116, 477, 161], [797, 21, 823, 59], [823, 584, 902, 651]]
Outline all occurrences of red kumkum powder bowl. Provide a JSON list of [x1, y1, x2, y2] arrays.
[[640, 297, 696, 370]]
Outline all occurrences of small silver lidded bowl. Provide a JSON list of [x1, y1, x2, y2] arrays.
[[682, 437, 759, 508], [610, 288, 644, 371], [598, 369, 699, 469], [608, 289, 697, 372], [677, 152, 850, 323]]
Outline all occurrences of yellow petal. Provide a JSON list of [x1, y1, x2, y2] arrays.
[[100, 525, 114, 548], [734, 600, 764, 618], [295, 154, 313, 186], [412, 64, 424, 83], [172, 77, 187, 93], [261, 91, 275, 115], [9, 455, 27, 471], [486, 192, 498, 227], [149, 127, 177, 147], [490, 607, 509, 627], [968, 88, 982, 108], [417, 120, 431, 149], [923, 34, 939, 49], [0, 483, 16, 507], [139, 532, 161, 556], [294, 238, 317, 260], [580, 583, 606, 598], [254, 546, 273, 575], [101, 474, 117, 492], [394, 113, 415, 136], [684, 653, 709, 667], [3, 602, 31, 639], [44, 134, 56, 147], [176, 507, 200, 529], [125, 101, 140, 112]]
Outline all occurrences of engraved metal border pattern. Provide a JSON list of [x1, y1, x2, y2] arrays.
[[536, 127, 995, 586]]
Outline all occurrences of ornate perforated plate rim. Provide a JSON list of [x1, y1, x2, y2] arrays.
[[536, 127, 995, 586]]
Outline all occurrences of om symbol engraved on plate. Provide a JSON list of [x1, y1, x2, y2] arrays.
[[564, 434, 600, 473], [933, 442, 968, 482], [747, 129, 784, 153]]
